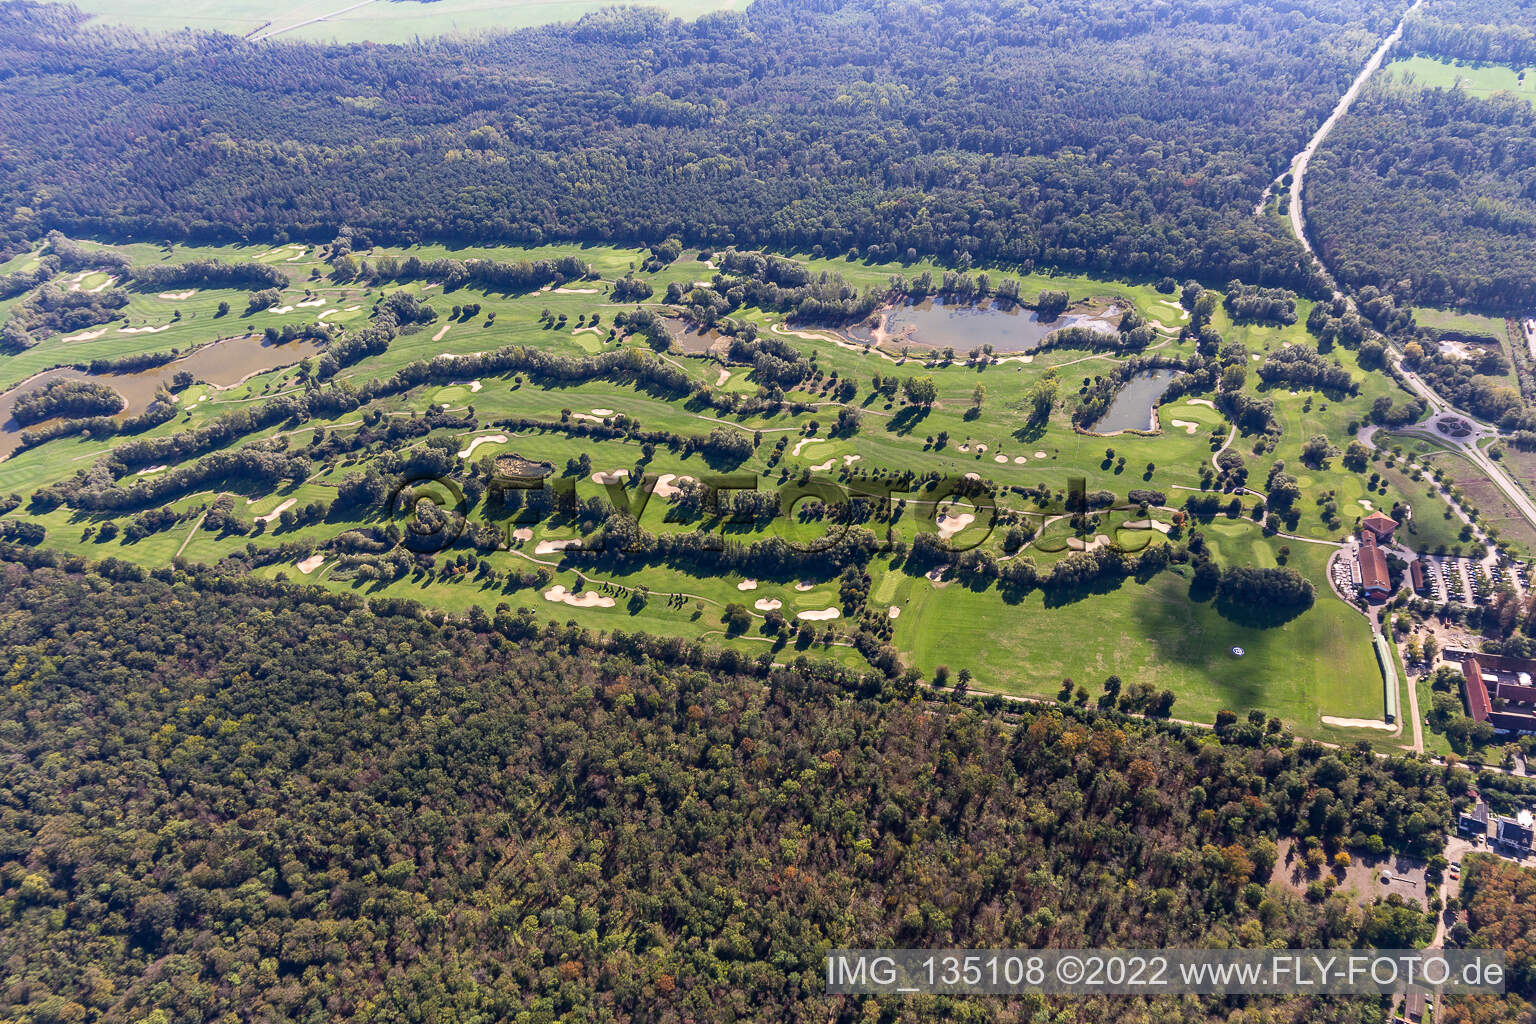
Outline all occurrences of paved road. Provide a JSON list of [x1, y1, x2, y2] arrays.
[[1287, 0, 1424, 287], [1391, 369, 1536, 540], [251, 0, 378, 40]]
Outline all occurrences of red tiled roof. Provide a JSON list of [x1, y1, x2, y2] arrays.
[[1463, 656, 1492, 722], [1360, 535, 1392, 594], [1496, 681, 1536, 705], [1362, 511, 1399, 534]]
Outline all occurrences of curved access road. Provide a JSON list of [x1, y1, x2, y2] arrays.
[[1286, 0, 1424, 293]]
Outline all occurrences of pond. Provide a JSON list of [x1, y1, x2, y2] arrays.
[[0, 332, 325, 459], [1087, 369, 1179, 434], [854, 297, 1119, 354]]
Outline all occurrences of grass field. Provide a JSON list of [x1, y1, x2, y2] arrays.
[[1412, 306, 1509, 341], [0, 236, 1476, 742], [54, 0, 749, 43], [1385, 55, 1536, 106]]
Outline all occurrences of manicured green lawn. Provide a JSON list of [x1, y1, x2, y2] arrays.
[[896, 534, 1384, 739]]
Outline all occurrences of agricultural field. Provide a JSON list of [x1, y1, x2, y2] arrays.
[[1384, 55, 1536, 106], [0, 237, 1445, 740], [50, 0, 749, 43], [1412, 305, 1509, 341]]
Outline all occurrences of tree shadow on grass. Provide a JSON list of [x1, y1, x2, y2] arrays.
[[885, 405, 930, 436], [1213, 595, 1312, 629]]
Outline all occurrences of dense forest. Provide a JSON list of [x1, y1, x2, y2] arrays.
[[1444, 854, 1536, 1022], [1306, 82, 1536, 312], [1402, 0, 1536, 65], [0, 0, 1404, 288], [0, 552, 1458, 1023]]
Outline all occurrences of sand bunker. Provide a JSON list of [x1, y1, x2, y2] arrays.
[[843, 454, 861, 466], [937, 512, 975, 539], [570, 413, 604, 423], [268, 305, 295, 314], [1034, 451, 1048, 459], [975, 443, 987, 453], [957, 444, 969, 452], [794, 581, 815, 592], [317, 308, 340, 321], [512, 528, 534, 542], [797, 608, 840, 621], [754, 598, 782, 612], [295, 298, 325, 308], [1321, 716, 1396, 732], [590, 408, 614, 416], [136, 464, 169, 476], [86, 277, 115, 294], [592, 469, 630, 485], [1169, 419, 1199, 434], [296, 554, 325, 575], [810, 460, 835, 472], [459, 434, 507, 459], [535, 539, 581, 555], [737, 579, 758, 591], [254, 498, 296, 524], [544, 585, 615, 609], [432, 324, 451, 342], [994, 455, 1007, 463], [62, 328, 109, 342], [572, 326, 603, 336], [1123, 519, 1172, 534], [791, 437, 825, 457], [118, 325, 170, 335], [888, 606, 901, 619], [1013, 456, 1028, 464], [1185, 398, 1215, 409], [158, 289, 196, 300], [653, 474, 694, 499], [716, 368, 731, 386], [963, 472, 980, 481], [554, 287, 599, 294]]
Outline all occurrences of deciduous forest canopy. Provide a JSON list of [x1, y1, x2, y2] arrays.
[[0, 0, 1402, 288], [0, 554, 1456, 1022], [1305, 0, 1536, 312]]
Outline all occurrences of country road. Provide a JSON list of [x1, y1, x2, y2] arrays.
[[1286, 0, 1424, 290], [251, 0, 378, 40], [1275, 0, 1536, 547]]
